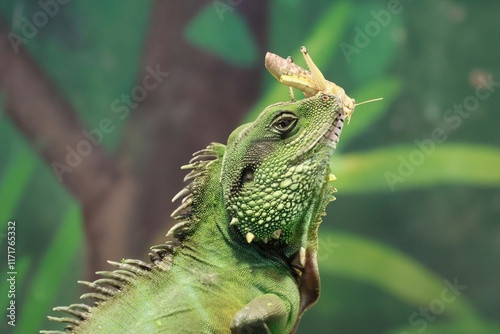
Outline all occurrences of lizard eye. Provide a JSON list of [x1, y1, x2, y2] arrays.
[[271, 112, 298, 137]]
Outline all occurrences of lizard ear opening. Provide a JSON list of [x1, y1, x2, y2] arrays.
[[241, 167, 254, 183], [238, 166, 255, 189]]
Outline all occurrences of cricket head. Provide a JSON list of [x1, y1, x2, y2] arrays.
[[221, 93, 344, 247]]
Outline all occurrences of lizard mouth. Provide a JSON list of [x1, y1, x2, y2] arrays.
[[289, 97, 346, 163], [325, 108, 345, 146]]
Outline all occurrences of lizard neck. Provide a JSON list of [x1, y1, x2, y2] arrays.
[[167, 142, 333, 275]]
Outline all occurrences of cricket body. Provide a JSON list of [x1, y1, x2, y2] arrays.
[[42, 47, 348, 334], [266, 46, 356, 122]]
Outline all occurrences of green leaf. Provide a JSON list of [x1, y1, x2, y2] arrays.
[[0, 148, 36, 223], [246, 0, 353, 121], [389, 321, 500, 334], [332, 144, 500, 193], [319, 232, 480, 321], [185, 3, 258, 67], [338, 76, 402, 148], [15, 205, 83, 334]]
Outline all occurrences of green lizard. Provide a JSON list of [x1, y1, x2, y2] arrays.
[[41, 47, 351, 334]]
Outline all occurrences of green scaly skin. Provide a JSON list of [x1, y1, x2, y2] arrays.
[[41, 93, 345, 334]]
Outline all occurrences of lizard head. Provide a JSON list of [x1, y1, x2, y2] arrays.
[[221, 93, 343, 248]]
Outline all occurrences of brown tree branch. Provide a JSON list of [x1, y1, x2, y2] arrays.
[[119, 0, 269, 254], [0, 20, 129, 276], [0, 0, 270, 275], [0, 21, 119, 207]]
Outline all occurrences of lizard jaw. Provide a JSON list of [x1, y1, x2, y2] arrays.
[[327, 109, 345, 146]]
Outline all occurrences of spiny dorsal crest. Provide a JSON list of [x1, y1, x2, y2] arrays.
[[41, 144, 222, 333]]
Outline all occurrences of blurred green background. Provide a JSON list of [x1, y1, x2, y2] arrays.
[[0, 0, 499, 333]]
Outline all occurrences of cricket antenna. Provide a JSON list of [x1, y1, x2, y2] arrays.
[[355, 97, 384, 107]]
